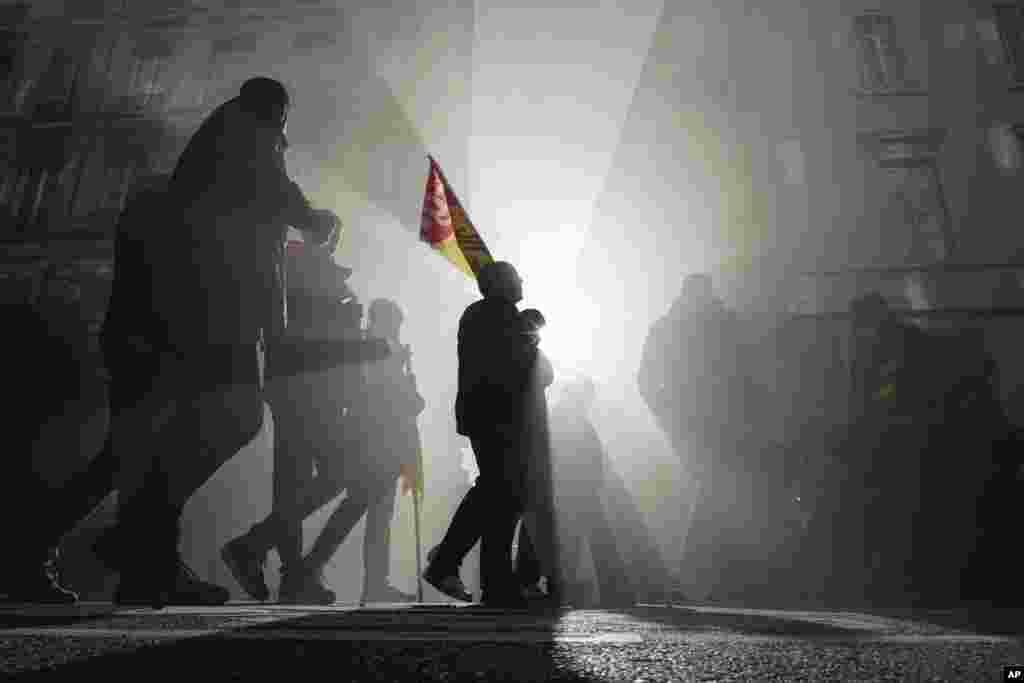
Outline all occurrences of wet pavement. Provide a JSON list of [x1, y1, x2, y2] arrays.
[[1, 601, 1022, 681]]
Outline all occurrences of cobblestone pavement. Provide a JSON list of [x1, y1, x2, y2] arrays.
[[2, 601, 1022, 681]]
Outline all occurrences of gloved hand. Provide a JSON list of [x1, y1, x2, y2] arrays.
[[307, 208, 341, 246]]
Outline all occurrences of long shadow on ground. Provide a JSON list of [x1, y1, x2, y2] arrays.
[[1, 603, 907, 680]]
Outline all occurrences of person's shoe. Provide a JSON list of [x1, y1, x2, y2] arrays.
[[361, 583, 416, 604], [168, 559, 230, 606], [279, 566, 335, 605], [3, 549, 78, 604], [421, 546, 472, 602], [221, 535, 270, 601], [520, 583, 547, 601], [116, 558, 230, 608]]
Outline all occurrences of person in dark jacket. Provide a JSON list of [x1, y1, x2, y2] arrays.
[[109, 77, 340, 607], [3, 293, 88, 603], [3, 174, 174, 603], [511, 309, 560, 601], [638, 273, 759, 601], [548, 377, 633, 606], [422, 261, 540, 607], [222, 290, 421, 605]]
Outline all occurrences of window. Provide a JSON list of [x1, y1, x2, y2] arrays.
[[858, 129, 952, 264], [852, 12, 913, 92], [993, 3, 1024, 84], [881, 164, 950, 263], [128, 34, 177, 110]]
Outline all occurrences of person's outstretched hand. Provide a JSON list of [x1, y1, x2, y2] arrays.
[[308, 208, 341, 246]]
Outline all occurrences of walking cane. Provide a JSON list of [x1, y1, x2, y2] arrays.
[[402, 343, 425, 603], [413, 486, 424, 603]]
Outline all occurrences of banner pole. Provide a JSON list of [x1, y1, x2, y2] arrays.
[[413, 490, 423, 603]]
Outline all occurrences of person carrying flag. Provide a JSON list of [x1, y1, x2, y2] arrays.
[[422, 261, 541, 608]]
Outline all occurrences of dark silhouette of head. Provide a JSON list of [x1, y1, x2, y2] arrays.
[[521, 308, 546, 333], [369, 298, 404, 338], [478, 261, 523, 303], [239, 77, 290, 127]]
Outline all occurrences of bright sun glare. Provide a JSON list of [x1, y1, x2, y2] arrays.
[[516, 224, 600, 378]]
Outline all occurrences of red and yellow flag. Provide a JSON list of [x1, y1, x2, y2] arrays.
[[420, 156, 493, 278]]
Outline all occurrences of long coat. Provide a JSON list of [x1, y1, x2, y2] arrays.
[[159, 97, 324, 350]]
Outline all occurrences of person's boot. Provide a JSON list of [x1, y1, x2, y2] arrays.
[[421, 546, 472, 602], [3, 548, 78, 604], [360, 582, 416, 604], [519, 581, 547, 601], [115, 506, 229, 608], [165, 558, 230, 606], [114, 554, 174, 609], [221, 530, 271, 601], [278, 564, 335, 605]]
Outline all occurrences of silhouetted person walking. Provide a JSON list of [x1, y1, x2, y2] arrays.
[[223, 294, 420, 604], [422, 261, 538, 608], [551, 377, 634, 606], [510, 308, 561, 602], [4, 174, 177, 602], [3, 289, 88, 603], [357, 299, 424, 604], [638, 273, 756, 601], [109, 77, 340, 607]]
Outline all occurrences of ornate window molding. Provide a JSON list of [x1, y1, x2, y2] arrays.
[[851, 12, 927, 97], [856, 129, 953, 264], [992, 3, 1024, 88]]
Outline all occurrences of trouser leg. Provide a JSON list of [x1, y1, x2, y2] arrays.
[[474, 433, 525, 601], [44, 431, 119, 546], [303, 483, 378, 574], [432, 483, 487, 575], [162, 379, 263, 509], [6, 418, 64, 570], [258, 399, 312, 569], [363, 477, 398, 590], [513, 523, 541, 587], [254, 407, 354, 571], [587, 497, 630, 600], [433, 430, 524, 587], [479, 494, 522, 601]]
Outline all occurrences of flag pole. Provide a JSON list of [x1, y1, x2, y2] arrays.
[[413, 489, 423, 603]]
